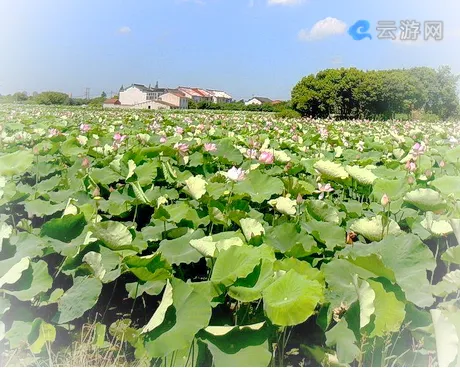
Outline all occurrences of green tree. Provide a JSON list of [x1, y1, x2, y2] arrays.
[[101, 91, 107, 98], [33, 91, 70, 105]]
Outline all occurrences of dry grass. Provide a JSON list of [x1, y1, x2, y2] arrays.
[[1, 320, 142, 367]]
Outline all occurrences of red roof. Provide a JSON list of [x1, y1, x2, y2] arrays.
[[104, 98, 120, 104]]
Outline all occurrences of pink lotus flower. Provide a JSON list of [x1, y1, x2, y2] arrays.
[[160, 136, 167, 143], [406, 160, 417, 172], [245, 149, 258, 159], [80, 124, 91, 133], [439, 160, 445, 168], [48, 128, 59, 137], [113, 132, 127, 142], [175, 126, 184, 134], [174, 142, 189, 156], [227, 166, 247, 182], [204, 143, 217, 152], [411, 142, 425, 157], [314, 183, 334, 200], [259, 151, 274, 164]]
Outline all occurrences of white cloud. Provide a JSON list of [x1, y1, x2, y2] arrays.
[[268, 0, 305, 5], [118, 26, 131, 34], [298, 17, 347, 41]]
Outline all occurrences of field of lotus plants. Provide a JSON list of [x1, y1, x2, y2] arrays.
[[0, 105, 460, 367]]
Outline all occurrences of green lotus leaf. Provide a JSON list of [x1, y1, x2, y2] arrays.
[[432, 270, 460, 297], [211, 244, 274, 287], [57, 276, 103, 324], [0, 221, 12, 252], [2, 260, 52, 301], [431, 309, 459, 368], [24, 199, 66, 217], [306, 199, 342, 224], [209, 138, 243, 165], [314, 160, 349, 180], [234, 170, 284, 203], [124, 253, 172, 282], [125, 280, 165, 299], [239, 218, 265, 241], [90, 167, 122, 185], [340, 234, 435, 308], [404, 188, 447, 212], [201, 327, 272, 367], [158, 229, 205, 265], [268, 196, 297, 216], [0, 150, 34, 176], [371, 178, 409, 202], [143, 278, 212, 358], [442, 245, 460, 265], [350, 215, 402, 242], [431, 176, 460, 200], [0, 257, 30, 289], [351, 275, 375, 329], [142, 280, 173, 333], [184, 175, 207, 200], [4, 320, 33, 349], [420, 212, 453, 236], [325, 319, 360, 364], [262, 269, 323, 326], [274, 258, 324, 284], [345, 165, 377, 185], [29, 319, 56, 354], [367, 280, 406, 338], [265, 222, 317, 255], [302, 220, 345, 250], [90, 221, 133, 250], [40, 213, 87, 243], [228, 259, 274, 302]]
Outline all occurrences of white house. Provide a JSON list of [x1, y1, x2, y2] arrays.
[[132, 100, 175, 110], [207, 90, 233, 104], [245, 97, 273, 106], [159, 92, 189, 109], [102, 98, 121, 109], [119, 83, 170, 105]]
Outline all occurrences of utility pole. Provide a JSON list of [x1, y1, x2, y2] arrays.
[[85, 87, 90, 100]]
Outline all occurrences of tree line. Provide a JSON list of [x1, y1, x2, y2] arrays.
[[0, 91, 111, 107], [291, 66, 460, 120]]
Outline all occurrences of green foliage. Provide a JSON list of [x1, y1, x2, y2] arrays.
[[292, 66, 459, 120], [0, 105, 458, 367]]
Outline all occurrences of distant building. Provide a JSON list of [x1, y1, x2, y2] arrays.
[[245, 97, 273, 106], [159, 91, 189, 109], [114, 82, 232, 109], [207, 89, 233, 104], [103, 98, 121, 108], [119, 83, 170, 105]]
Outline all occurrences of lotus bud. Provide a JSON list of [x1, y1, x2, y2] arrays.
[[81, 157, 90, 168], [439, 160, 445, 168], [407, 175, 415, 185], [296, 193, 304, 205], [425, 169, 432, 178], [92, 187, 100, 198], [381, 193, 390, 207]]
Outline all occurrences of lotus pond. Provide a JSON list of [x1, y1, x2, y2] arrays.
[[0, 105, 460, 366]]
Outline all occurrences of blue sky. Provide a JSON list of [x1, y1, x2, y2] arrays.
[[1, 0, 459, 100]]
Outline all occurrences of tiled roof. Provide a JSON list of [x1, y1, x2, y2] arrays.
[[251, 97, 272, 103], [103, 98, 120, 104]]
